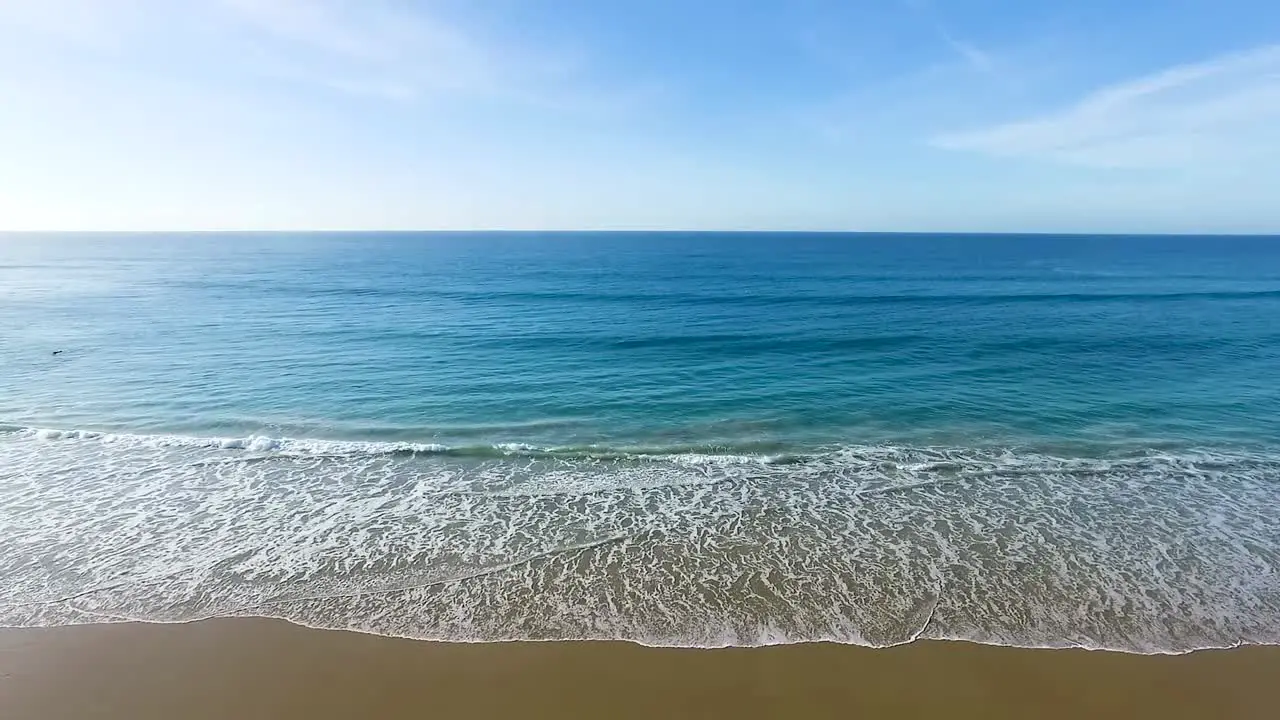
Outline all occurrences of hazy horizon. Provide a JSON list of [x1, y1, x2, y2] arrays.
[[3, 230, 1280, 238]]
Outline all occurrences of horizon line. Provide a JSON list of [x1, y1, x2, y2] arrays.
[[2, 229, 1280, 237]]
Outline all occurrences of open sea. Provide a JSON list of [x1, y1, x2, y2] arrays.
[[2, 232, 1278, 653]]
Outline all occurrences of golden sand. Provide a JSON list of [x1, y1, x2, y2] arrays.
[[2, 619, 1277, 719]]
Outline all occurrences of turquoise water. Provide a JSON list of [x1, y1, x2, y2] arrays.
[[2, 232, 1278, 652]]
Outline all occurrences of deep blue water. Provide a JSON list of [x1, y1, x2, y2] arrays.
[[4, 232, 1279, 449], [2, 233, 1279, 651]]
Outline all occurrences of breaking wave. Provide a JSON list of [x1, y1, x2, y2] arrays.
[[2, 425, 1278, 653]]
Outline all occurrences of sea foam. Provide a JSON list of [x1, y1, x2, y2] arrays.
[[2, 426, 1278, 653]]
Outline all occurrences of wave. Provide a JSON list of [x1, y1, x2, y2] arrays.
[[3, 425, 805, 463], [2, 426, 1279, 653], [11, 424, 1277, 465], [14, 426, 451, 456]]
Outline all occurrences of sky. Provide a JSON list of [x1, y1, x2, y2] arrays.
[[1, 0, 1279, 233]]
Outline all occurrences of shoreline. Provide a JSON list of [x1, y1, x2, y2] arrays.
[[9, 615, 1275, 656], [5, 618, 1280, 719]]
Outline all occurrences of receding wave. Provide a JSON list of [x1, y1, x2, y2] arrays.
[[2, 426, 1278, 653]]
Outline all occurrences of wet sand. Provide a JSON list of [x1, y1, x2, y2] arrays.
[[2, 619, 1278, 719]]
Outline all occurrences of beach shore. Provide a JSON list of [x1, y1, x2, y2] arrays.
[[2, 619, 1278, 719]]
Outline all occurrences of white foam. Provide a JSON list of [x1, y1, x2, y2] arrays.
[[33, 428, 104, 441], [2, 426, 1278, 653], [495, 442, 538, 453], [16, 426, 450, 456]]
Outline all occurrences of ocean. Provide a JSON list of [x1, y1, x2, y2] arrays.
[[1, 232, 1278, 653]]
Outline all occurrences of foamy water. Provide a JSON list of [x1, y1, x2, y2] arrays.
[[3, 426, 1277, 653]]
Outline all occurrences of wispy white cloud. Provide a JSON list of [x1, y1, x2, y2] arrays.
[[933, 45, 1280, 168], [0, 0, 591, 105], [902, 0, 994, 74], [214, 0, 514, 99], [0, 0, 161, 50], [938, 30, 993, 74]]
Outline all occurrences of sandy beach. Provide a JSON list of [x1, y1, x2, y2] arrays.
[[1, 619, 1277, 719]]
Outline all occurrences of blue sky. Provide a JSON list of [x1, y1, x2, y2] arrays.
[[2, 0, 1279, 232]]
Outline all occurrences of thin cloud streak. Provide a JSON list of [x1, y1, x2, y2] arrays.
[[902, 0, 995, 73], [933, 44, 1280, 168], [0, 0, 589, 106], [215, 0, 559, 101], [939, 31, 994, 73]]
